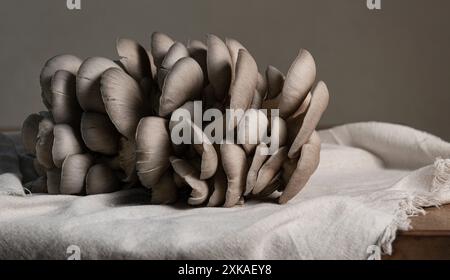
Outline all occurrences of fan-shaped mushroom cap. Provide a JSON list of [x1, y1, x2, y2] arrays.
[[268, 116, 287, 151], [170, 157, 209, 206], [136, 117, 172, 187], [159, 57, 203, 117], [76, 57, 119, 113], [225, 37, 246, 81], [250, 73, 268, 109], [281, 157, 298, 184], [151, 32, 175, 68], [207, 165, 227, 207], [236, 109, 268, 154], [290, 92, 312, 120], [261, 93, 281, 113], [51, 70, 81, 125], [220, 143, 247, 207], [279, 132, 321, 204], [86, 163, 120, 195], [265, 65, 285, 100], [229, 49, 258, 129], [207, 34, 232, 101], [100, 67, 148, 140], [188, 39, 207, 51], [253, 146, 288, 195], [288, 81, 329, 159], [168, 101, 195, 155], [189, 119, 218, 180], [116, 38, 153, 82], [187, 39, 208, 84], [40, 54, 82, 109], [22, 113, 43, 155], [258, 171, 283, 197], [278, 49, 316, 118], [245, 143, 269, 195], [118, 137, 137, 183], [46, 168, 61, 194], [250, 89, 264, 109], [157, 42, 189, 86], [60, 153, 93, 194], [257, 72, 267, 95], [80, 112, 119, 155], [150, 170, 178, 204], [35, 117, 55, 169], [168, 101, 195, 129], [146, 50, 158, 79], [52, 124, 84, 168]]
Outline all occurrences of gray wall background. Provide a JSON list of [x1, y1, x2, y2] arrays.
[[0, 0, 449, 139]]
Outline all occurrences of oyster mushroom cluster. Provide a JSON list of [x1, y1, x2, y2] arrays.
[[21, 32, 329, 206]]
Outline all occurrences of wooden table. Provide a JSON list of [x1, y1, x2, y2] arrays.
[[384, 204, 450, 260]]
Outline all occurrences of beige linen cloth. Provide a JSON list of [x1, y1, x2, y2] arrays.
[[0, 122, 449, 260]]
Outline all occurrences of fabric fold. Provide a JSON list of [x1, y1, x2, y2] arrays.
[[0, 122, 449, 259]]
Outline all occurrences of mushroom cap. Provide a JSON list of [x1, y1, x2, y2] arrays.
[[116, 37, 153, 82], [289, 92, 312, 120], [207, 34, 232, 101], [253, 147, 288, 195], [118, 137, 137, 183], [278, 49, 316, 118], [170, 157, 209, 206], [52, 124, 84, 168], [86, 163, 120, 195], [225, 37, 247, 81], [151, 32, 175, 68], [256, 72, 268, 97], [229, 49, 258, 129], [279, 132, 321, 204], [135, 117, 172, 187], [268, 116, 287, 150], [159, 57, 203, 117], [288, 81, 329, 159], [51, 70, 81, 124], [188, 119, 218, 180], [80, 112, 120, 155], [245, 143, 269, 195], [157, 42, 189, 87], [40, 54, 82, 109], [265, 65, 285, 100], [60, 153, 93, 195], [236, 109, 269, 155], [187, 39, 208, 84], [35, 117, 55, 169], [100, 67, 148, 140], [220, 143, 247, 207], [76, 57, 119, 113], [22, 113, 43, 155], [207, 165, 227, 207]]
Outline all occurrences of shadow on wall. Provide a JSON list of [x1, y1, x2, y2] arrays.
[[0, 0, 449, 140]]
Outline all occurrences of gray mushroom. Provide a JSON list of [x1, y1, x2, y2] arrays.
[[80, 112, 120, 155]]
